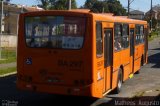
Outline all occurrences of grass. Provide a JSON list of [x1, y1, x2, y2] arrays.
[[148, 30, 160, 41], [149, 36, 160, 41], [148, 35, 155, 41], [0, 67, 17, 75], [0, 57, 16, 64], [0, 49, 16, 64]]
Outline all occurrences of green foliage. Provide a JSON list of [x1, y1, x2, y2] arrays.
[[83, 0, 127, 15], [83, 0, 97, 9], [145, 17, 159, 30], [0, 67, 16, 75], [37, 0, 77, 10], [37, 0, 50, 10], [107, 0, 126, 15], [148, 30, 160, 41], [91, 1, 109, 13], [0, 49, 16, 64], [152, 17, 158, 29]]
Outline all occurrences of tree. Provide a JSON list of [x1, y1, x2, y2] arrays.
[[107, 0, 126, 15], [152, 17, 158, 29], [83, 0, 97, 9], [91, 1, 109, 13], [37, 0, 50, 10], [83, 0, 127, 15], [37, 0, 77, 10]]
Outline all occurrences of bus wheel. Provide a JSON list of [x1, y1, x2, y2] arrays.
[[114, 68, 123, 94], [135, 70, 140, 74], [141, 56, 144, 67]]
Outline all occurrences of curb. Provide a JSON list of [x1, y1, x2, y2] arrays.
[[0, 72, 17, 77]]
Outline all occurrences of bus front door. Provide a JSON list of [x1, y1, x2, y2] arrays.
[[130, 29, 135, 73], [144, 28, 148, 63], [103, 29, 113, 94]]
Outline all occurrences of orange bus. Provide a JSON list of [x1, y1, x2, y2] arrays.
[[17, 10, 148, 98]]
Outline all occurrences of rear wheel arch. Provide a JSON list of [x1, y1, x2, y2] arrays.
[[113, 66, 123, 94], [120, 65, 124, 82]]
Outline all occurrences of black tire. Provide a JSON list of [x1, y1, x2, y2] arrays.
[[114, 68, 123, 94], [135, 70, 140, 74], [141, 56, 144, 67]]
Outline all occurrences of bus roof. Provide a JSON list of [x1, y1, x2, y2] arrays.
[[21, 9, 147, 25], [91, 12, 147, 24]]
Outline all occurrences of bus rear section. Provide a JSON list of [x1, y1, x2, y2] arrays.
[[17, 11, 95, 97]]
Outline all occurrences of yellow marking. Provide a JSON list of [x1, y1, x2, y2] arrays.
[[129, 74, 134, 79]]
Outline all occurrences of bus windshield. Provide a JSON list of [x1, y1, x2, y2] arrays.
[[25, 16, 86, 49]]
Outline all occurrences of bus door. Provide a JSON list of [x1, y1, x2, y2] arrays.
[[130, 29, 135, 73], [103, 29, 113, 93], [144, 28, 148, 63]]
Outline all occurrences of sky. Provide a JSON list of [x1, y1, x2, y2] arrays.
[[10, 0, 160, 12]]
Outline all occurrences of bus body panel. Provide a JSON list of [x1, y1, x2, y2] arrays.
[[17, 10, 148, 98], [17, 11, 95, 96]]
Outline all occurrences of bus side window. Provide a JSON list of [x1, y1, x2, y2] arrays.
[[135, 25, 144, 45], [122, 24, 129, 48], [96, 22, 103, 57], [114, 24, 122, 51], [135, 25, 140, 45], [140, 25, 144, 43]]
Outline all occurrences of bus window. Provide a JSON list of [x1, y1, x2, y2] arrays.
[[25, 16, 86, 49], [135, 25, 140, 45], [135, 25, 144, 45], [96, 22, 103, 57], [140, 25, 144, 43], [122, 24, 129, 48], [114, 24, 122, 51]]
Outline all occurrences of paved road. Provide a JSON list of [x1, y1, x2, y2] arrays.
[[0, 38, 160, 106], [0, 75, 96, 106]]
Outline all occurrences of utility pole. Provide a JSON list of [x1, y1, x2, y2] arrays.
[[0, 0, 3, 59], [150, 0, 153, 31], [128, 0, 130, 17], [128, 0, 135, 18], [68, 0, 71, 10], [1, 0, 3, 34]]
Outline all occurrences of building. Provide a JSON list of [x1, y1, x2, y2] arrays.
[[145, 10, 158, 20], [145, 4, 160, 20], [145, 4, 160, 29], [130, 10, 145, 20], [0, 2, 43, 35]]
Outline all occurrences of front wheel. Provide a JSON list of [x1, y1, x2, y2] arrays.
[[114, 68, 123, 94]]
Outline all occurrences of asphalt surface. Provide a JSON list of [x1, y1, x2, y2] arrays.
[[0, 38, 160, 106], [0, 75, 96, 106]]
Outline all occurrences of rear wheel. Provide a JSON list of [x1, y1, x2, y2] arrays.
[[114, 68, 123, 94]]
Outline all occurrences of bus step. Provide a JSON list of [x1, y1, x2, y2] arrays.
[[129, 74, 134, 79]]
